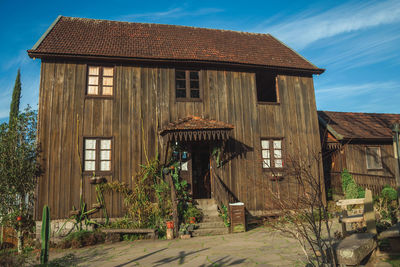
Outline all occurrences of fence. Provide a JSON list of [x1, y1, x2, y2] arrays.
[[330, 172, 397, 196]]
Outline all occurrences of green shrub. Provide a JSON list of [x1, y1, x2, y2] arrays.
[[381, 185, 397, 203], [0, 250, 26, 267], [375, 185, 398, 229], [183, 203, 203, 223], [59, 230, 105, 249], [341, 169, 365, 199]]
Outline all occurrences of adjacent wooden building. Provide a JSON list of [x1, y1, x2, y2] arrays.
[[318, 111, 400, 196], [28, 16, 325, 220]]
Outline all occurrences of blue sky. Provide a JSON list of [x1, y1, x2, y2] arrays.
[[0, 0, 399, 123]]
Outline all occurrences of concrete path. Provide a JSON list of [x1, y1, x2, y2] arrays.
[[47, 227, 308, 267]]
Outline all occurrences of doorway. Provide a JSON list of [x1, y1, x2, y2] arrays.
[[191, 143, 211, 199]]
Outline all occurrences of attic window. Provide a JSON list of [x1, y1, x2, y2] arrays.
[[87, 66, 114, 96], [366, 146, 382, 170], [256, 71, 278, 103], [175, 70, 201, 101]]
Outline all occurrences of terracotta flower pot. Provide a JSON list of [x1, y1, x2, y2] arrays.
[[166, 221, 174, 229]]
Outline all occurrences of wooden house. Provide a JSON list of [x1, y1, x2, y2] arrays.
[[28, 16, 325, 221], [318, 111, 400, 195]]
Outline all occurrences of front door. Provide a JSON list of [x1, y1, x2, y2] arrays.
[[191, 143, 211, 199]]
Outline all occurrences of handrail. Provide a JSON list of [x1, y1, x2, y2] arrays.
[[210, 160, 237, 214]]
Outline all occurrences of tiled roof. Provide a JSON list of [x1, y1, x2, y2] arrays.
[[161, 116, 234, 133], [318, 111, 400, 140], [28, 16, 324, 73]]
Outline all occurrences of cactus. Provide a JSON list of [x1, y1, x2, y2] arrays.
[[40, 205, 50, 264]]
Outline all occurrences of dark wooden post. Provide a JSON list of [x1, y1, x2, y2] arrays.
[[391, 123, 400, 204]]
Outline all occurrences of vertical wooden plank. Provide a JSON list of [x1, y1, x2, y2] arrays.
[[60, 63, 76, 218], [38, 62, 54, 219], [35, 61, 45, 220], [52, 63, 65, 218], [111, 65, 121, 217], [132, 67, 141, 179], [231, 71, 242, 201], [71, 63, 85, 217]]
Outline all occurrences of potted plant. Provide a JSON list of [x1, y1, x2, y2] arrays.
[[166, 221, 174, 230], [184, 203, 203, 224], [179, 223, 194, 239]]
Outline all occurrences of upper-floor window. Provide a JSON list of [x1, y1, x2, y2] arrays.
[[87, 66, 114, 96], [84, 138, 112, 173], [256, 71, 278, 103], [261, 139, 283, 169], [175, 70, 201, 101], [366, 146, 382, 170]]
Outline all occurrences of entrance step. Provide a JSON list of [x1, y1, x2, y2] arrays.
[[197, 221, 226, 229], [192, 198, 229, 236], [202, 215, 223, 223], [192, 227, 229, 237]]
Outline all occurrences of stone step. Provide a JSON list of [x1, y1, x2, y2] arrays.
[[197, 221, 226, 229], [200, 210, 220, 217], [192, 227, 229, 237], [198, 204, 218, 211], [195, 199, 217, 210], [201, 214, 222, 222]]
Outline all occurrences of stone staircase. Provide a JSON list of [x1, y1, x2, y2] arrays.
[[192, 199, 229, 236]]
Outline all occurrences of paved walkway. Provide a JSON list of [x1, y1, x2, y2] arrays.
[[47, 227, 308, 267]]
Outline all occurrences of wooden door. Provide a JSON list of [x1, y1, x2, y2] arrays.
[[191, 143, 211, 199]]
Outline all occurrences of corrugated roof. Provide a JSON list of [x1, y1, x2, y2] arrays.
[[318, 111, 400, 140], [28, 16, 324, 73]]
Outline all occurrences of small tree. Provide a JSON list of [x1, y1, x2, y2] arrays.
[[9, 69, 22, 123], [267, 150, 336, 266], [0, 107, 40, 253]]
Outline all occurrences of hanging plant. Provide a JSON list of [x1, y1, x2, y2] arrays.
[[212, 145, 222, 168]]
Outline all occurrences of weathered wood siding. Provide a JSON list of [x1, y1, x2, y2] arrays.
[[36, 61, 322, 219], [344, 143, 397, 177], [328, 142, 397, 195]]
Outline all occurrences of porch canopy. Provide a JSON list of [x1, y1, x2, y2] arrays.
[[160, 116, 234, 141]]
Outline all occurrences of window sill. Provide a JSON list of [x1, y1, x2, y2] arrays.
[[257, 102, 280, 105], [83, 171, 113, 176], [85, 95, 114, 100], [175, 98, 203, 103], [262, 168, 285, 172]]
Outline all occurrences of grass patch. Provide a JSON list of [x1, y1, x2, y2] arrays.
[[386, 255, 400, 266], [58, 230, 105, 249]]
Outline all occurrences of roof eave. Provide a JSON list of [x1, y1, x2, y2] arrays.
[[30, 15, 62, 51], [27, 51, 325, 74], [341, 137, 394, 143], [318, 114, 344, 141]]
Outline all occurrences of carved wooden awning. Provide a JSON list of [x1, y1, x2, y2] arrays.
[[160, 116, 234, 141]]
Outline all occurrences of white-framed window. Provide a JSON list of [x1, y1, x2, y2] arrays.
[[261, 139, 283, 169], [366, 146, 382, 170], [87, 66, 114, 96], [84, 138, 112, 173]]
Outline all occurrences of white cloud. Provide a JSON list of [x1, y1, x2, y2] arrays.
[[119, 7, 223, 21], [316, 81, 399, 98], [261, 0, 400, 50], [312, 28, 400, 69], [316, 81, 400, 113], [2, 50, 31, 71]]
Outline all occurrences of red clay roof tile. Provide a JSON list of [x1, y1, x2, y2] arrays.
[[28, 16, 323, 73], [161, 116, 234, 133], [318, 111, 400, 140]]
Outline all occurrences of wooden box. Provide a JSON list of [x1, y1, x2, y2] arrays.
[[229, 203, 246, 233]]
